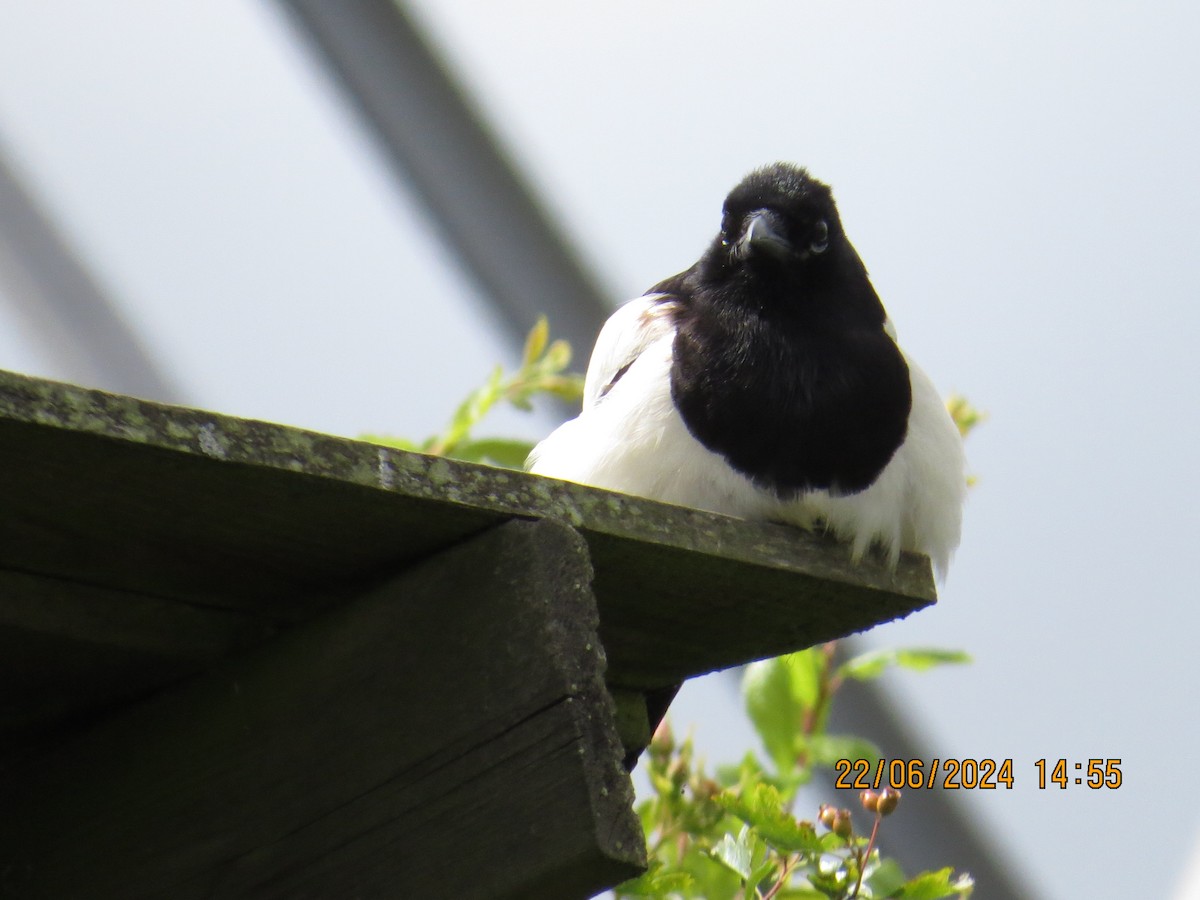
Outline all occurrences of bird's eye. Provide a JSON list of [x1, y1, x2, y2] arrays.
[[810, 219, 829, 254]]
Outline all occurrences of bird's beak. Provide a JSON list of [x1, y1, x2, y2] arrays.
[[734, 209, 792, 261]]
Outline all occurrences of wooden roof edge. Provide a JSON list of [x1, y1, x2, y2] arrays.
[[0, 367, 935, 603]]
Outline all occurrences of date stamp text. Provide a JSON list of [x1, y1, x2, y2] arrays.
[[834, 758, 1122, 790]]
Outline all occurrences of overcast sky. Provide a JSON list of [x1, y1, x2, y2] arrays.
[[0, 2, 1197, 897]]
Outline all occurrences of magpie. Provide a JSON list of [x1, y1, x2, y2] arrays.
[[528, 163, 966, 577]]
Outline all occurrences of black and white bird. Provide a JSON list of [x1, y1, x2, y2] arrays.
[[528, 163, 965, 577]]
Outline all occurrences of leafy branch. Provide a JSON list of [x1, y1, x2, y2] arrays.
[[946, 394, 984, 440], [364, 316, 583, 468], [619, 646, 975, 900]]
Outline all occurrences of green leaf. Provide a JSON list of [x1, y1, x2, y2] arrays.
[[539, 372, 585, 400], [771, 888, 830, 899], [428, 365, 504, 455], [836, 648, 892, 681], [445, 438, 534, 469], [743, 650, 824, 774], [709, 826, 755, 879], [507, 394, 534, 412], [945, 394, 984, 440], [522, 315, 549, 366], [807, 864, 851, 896], [837, 648, 970, 682], [747, 858, 779, 898], [867, 857, 908, 896], [719, 784, 824, 854], [615, 862, 695, 898], [896, 867, 975, 899], [894, 648, 972, 672], [543, 337, 573, 371]]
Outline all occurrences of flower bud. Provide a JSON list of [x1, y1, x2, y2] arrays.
[[666, 756, 687, 788], [860, 789, 879, 813], [832, 809, 853, 839], [877, 786, 901, 816], [650, 720, 674, 757], [818, 803, 838, 829], [694, 778, 721, 801]]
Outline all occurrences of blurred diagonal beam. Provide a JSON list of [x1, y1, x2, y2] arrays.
[[0, 146, 183, 404], [273, 0, 612, 356]]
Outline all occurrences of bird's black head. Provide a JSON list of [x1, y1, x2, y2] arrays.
[[695, 163, 881, 327], [720, 163, 837, 264]]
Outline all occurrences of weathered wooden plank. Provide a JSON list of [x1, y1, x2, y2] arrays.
[[0, 519, 643, 899], [0, 569, 270, 749], [0, 368, 932, 609], [0, 415, 504, 619], [588, 532, 929, 689]]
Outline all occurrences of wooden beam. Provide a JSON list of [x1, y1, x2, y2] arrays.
[[0, 519, 644, 898], [0, 568, 270, 748], [0, 367, 935, 754]]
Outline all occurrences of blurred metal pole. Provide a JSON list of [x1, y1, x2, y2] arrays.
[[273, 0, 613, 357], [0, 145, 183, 403]]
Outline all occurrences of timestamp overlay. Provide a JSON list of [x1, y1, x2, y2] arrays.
[[833, 758, 1123, 791]]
